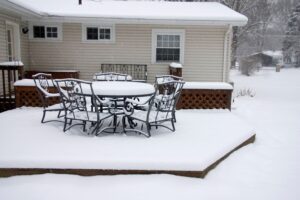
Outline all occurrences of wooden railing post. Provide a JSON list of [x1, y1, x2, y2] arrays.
[[0, 63, 24, 112]]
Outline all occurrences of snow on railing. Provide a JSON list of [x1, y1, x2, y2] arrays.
[[183, 82, 233, 90]]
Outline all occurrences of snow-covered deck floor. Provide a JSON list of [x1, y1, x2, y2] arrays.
[[0, 108, 255, 177]]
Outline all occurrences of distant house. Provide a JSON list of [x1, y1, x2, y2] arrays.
[[241, 51, 283, 67], [0, 0, 247, 82]]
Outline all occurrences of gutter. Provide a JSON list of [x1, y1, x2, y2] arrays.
[[23, 16, 247, 26], [223, 25, 232, 82]]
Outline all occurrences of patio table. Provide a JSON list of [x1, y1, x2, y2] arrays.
[[85, 81, 155, 98], [81, 81, 155, 134]]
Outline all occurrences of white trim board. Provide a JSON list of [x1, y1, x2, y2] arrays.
[[5, 20, 21, 61]]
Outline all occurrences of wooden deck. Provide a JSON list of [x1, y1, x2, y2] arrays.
[[0, 108, 255, 179], [0, 135, 255, 178]]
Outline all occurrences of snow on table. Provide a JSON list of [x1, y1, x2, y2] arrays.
[[183, 82, 233, 90], [88, 81, 155, 97], [0, 108, 254, 171]]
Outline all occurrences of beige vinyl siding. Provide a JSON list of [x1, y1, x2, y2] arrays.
[[28, 23, 229, 83], [0, 12, 29, 66], [0, 12, 29, 95]]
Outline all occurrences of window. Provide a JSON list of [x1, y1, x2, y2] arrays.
[[152, 29, 185, 64], [33, 26, 45, 38], [99, 28, 111, 40], [87, 27, 98, 40], [46, 27, 58, 38], [156, 35, 180, 62], [29, 23, 62, 41], [6, 28, 14, 61], [82, 24, 115, 43]]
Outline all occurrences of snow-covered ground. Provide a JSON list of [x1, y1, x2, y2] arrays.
[[1, 68, 300, 199]]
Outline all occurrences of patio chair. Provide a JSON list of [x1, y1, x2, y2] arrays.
[[32, 73, 64, 123], [93, 72, 132, 81], [123, 80, 185, 137], [155, 75, 184, 122], [55, 79, 114, 134]]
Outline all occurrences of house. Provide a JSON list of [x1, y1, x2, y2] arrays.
[[0, 0, 247, 83], [240, 51, 283, 69]]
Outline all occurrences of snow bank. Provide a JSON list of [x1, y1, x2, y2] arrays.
[[183, 82, 233, 90]]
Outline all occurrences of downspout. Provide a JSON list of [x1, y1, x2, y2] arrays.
[[223, 25, 232, 82]]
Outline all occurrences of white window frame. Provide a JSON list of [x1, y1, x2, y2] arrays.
[[29, 22, 62, 41], [152, 29, 185, 64], [82, 24, 115, 43]]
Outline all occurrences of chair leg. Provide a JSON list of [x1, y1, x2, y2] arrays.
[[63, 118, 68, 132], [122, 116, 126, 133], [173, 112, 177, 123], [57, 110, 62, 118], [83, 121, 86, 132], [146, 123, 151, 137], [91, 121, 101, 135], [171, 119, 175, 132], [41, 110, 46, 123]]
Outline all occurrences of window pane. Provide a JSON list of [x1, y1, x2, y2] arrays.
[[33, 26, 45, 38], [46, 27, 58, 38], [157, 35, 162, 41], [87, 27, 98, 40], [157, 41, 162, 47], [169, 35, 174, 41], [163, 41, 169, 47], [156, 48, 180, 62], [99, 28, 111, 40], [105, 34, 110, 39], [100, 29, 105, 34], [174, 41, 180, 48]]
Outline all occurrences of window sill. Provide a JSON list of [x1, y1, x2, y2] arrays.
[[81, 40, 115, 44], [29, 38, 62, 42], [152, 62, 183, 65]]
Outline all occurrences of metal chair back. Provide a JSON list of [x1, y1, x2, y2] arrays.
[[32, 73, 57, 108], [55, 79, 99, 122], [93, 72, 131, 81], [149, 80, 185, 121]]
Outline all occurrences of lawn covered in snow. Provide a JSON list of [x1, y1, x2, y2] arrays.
[[1, 68, 300, 199]]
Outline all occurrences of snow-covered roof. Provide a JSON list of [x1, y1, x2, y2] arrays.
[[263, 51, 283, 58], [6, 0, 248, 26]]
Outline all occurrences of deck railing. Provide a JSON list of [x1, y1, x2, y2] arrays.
[[0, 64, 24, 112], [101, 64, 147, 82]]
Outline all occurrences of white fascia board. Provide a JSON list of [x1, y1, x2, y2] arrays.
[[23, 16, 248, 27]]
